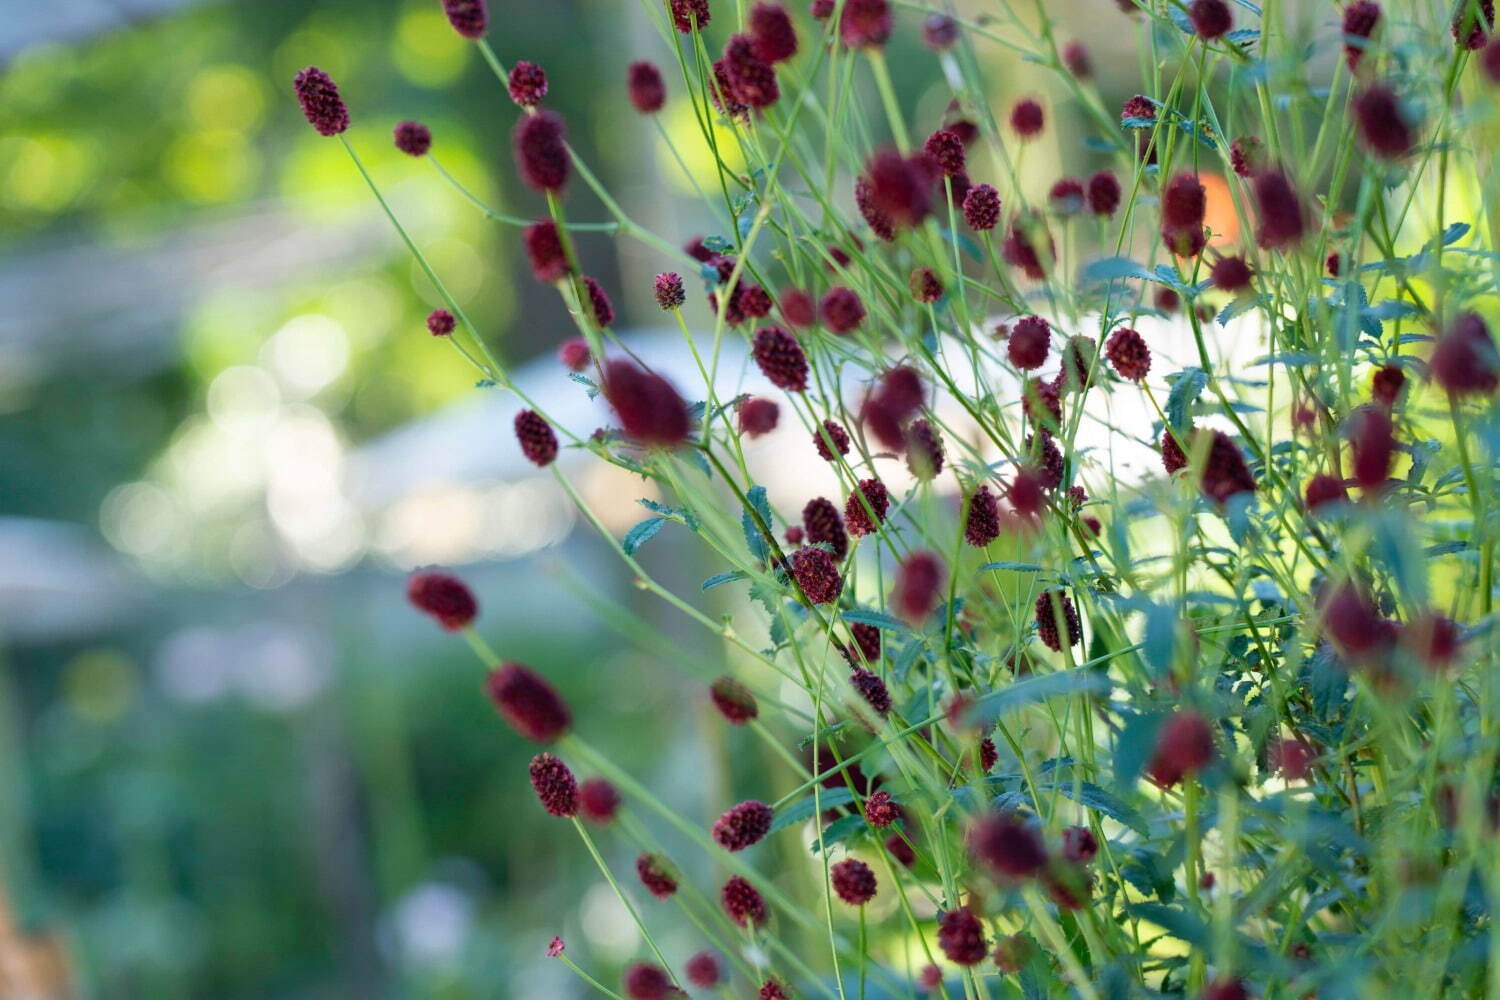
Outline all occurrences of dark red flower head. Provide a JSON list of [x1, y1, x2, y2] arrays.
[[1343, 1, 1382, 67], [623, 964, 678, 1000], [937, 906, 988, 965], [294, 67, 349, 136], [685, 952, 721, 988], [923, 13, 960, 49], [780, 288, 816, 327], [1007, 314, 1052, 370], [1063, 41, 1092, 77], [1430, 312, 1498, 395], [1008, 467, 1046, 518], [407, 570, 477, 629], [1189, 0, 1233, 38], [1404, 613, 1463, 669], [810, 0, 835, 18], [1327, 251, 1343, 276], [739, 397, 780, 438], [1121, 94, 1156, 124], [488, 663, 571, 743], [1269, 735, 1317, 780], [1348, 405, 1394, 489], [1320, 581, 1397, 660], [514, 409, 559, 467], [905, 419, 945, 479], [1355, 84, 1415, 158], [1155, 286, 1181, 314], [1199, 429, 1256, 502], [1229, 135, 1262, 177], [753, 325, 810, 390], [1162, 427, 1190, 473], [426, 309, 456, 336], [559, 338, 590, 371], [627, 61, 667, 113], [910, 267, 944, 304], [583, 277, 614, 328], [751, 3, 799, 62], [579, 778, 620, 824], [513, 110, 570, 191], [529, 752, 579, 817], [1087, 171, 1122, 216], [1147, 711, 1215, 786], [847, 622, 881, 664], [892, 551, 945, 623], [1106, 327, 1150, 380], [722, 33, 780, 108], [969, 811, 1047, 877], [965, 485, 1001, 547], [856, 177, 896, 241], [394, 120, 431, 156], [523, 220, 570, 282], [792, 546, 843, 604], [845, 478, 890, 536], [886, 832, 916, 866], [820, 286, 866, 334], [1211, 255, 1254, 292], [760, 979, 789, 1000], [1060, 826, 1098, 863], [1253, 169, 1307, 249], [813, 420, 851, 461], [604, 360, 692, 446], [1035, 590, 1081, 650], [713, 800, 774, 851], [1485, 37, 1500, 80], [1162, 172, 1207, 230], [507, 60, 548, 107], [1202, 977, 1250, 1000], [865, 149, 934, 228], [710, 676, 758, 724], [1452, 0, 1494, 49], [645, 273, 683, 312], [1023, 376, 1063, 430], [1304, 473, 1349, 512], [924, 129, 967, 177], [442, 0, 488, 38], [1371, 364, 1405, 407], [865, 790, 901, 827], [831, 858, 878, 904], [962, 184, 1001, 230], [670, 0, 712, 32], [840, 0, 893, 48], [710, 60, 750, 119], [1003, 223, 1051, 280], [636, 853, 679, 898], [803, 497, 848, 560], [919, 964, 943, 990], [721, 875, 767, 926], [1049, 178, 1085, 215], [850, 667, 891, 715]]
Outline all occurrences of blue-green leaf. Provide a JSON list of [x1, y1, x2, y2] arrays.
[[623, 516, 668, 555]]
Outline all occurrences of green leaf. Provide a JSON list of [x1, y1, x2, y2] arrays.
[[771, 786, 857, 832], [702, 570, 749, 591], [1164, 368, 1207, 434], [1052, 781, 1151, 837], [1113, 712, 1163, 789], [623, 517, 667, 555], [972, 668, 1111, 726], [840, 609, 911, 632], [1127, 903, 1209, 946], [741, 484, 772, 560], [978, 561, 1043, 573], [810, 813, 866, 853], [1082, 256, 1155, 283]]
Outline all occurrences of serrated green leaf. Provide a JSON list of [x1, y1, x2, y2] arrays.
[[623, 516, 667, 555], [771, 787, 857, 833], [840, 609, 911, 632], [811, 813, 867, 852]]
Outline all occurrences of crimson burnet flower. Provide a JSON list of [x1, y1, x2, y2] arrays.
[[1061, 335, 1098, 392], [1212, 255, 1253, 292], [1030, 432, 1064, 489], [1008, 468, 1046, 518], [820, 286, 866, 334], [910, 267, 944, 304], [1163, 223, 1206, 258], [426, 309, 456, 337], [840, 0, 893, 48], [685, 237, 715, 262], [919, 965, 943, 991], [924, 129, 966, 177], [1162, 172, 1207, 230], [865, 790, 900, 827], [1202, 976, 1250, 1000], [523, 220, 570, 282], [1042, 859, 1092, 909], [1003, 223, 1051, 280], [739, 397, 780, 438], [810, 0, 835, 18], [709, 60, 750, 119], [802, 497, 848, 560], [488, 663, 571, 743], [993, 933, 1034, 973], [1304, 474, 1349, 512], [685, 952, 721, 988], [855, 177, 896, 241], [722, 33, 780, 108], [548, 936, 565, 957], [513, 110, 570, 191], [1189, 0, 1232, 38], [785, 526, 805, 545], [529, 753, 579, 817], [407, 570, 477, 629], [604, 360, 691, 446], [1371, 364, 1405, 407], [965, 485, 1001, 546], [721, 875, 767, 926], [627, 61, 666, 113], [850, 668, 891, 716], [937, 907, 988, 965], [865, 149, 933, 228], [669, 0, 711, 32], [1452, 0, 1494, 49], [969, 811, 1046, 877], [892, 553, 944, 623], [442, 0, 488, 37], [1485, 38, 1500, 80], [1155, 286, 1182, 313], [1431, 312, 1499, 395], [636, 853, 678, 898], [813, 420, 851, 461], [922, 13, 960, 49], [792, 547, 843, 604], [962, 184, 1001, 230], [622, 964, 677, 1000], [1062, 41, 1092, 77], [1253, 169, 1307, 248], [1087, 170, 1121, 216], [1010, 98, 1045, 138], [753, 325, 809, 390], [750, 3, 799, 62], [1343, 1, 1381, 67], [886, 832, 916, 866], [1106, 327, 1150, 381], [1147, 711, 1215, 787], [514, 409, 559, 467], [578, 778, 620, 824], [979, 737, 998, 771], [710, 676, 758, 724], [1048, 178, 1085, 215], [1355, 84, 1415, 157], [507, 60, 548, 107], [849, 623, 881, 663], [394, 120, 431, 156], [1269, 734, 1317, 779], [1200, 430, 1256, 502], [1320, 582, 1397, 659], [1007, 315, 1051, 370], [713, 800, 774, 851], [1327, 251, 1342, 276], [1035, 590, 1081, 650], [845, 478, 890, 536], [648, 272, 684, 311], [559, 338, 590, 371], [1162, 427, 1189, 473], [779, 288, 816, 327], [578, 277, 613, 328], [760, 979, 789, 1000], [293, 67, 349, 136], [1229, 135, 1262, 177], [905, 419, 945, 480], [831, 858, 878, 904], [1121, 94, 1156, 124], [1404, 613, 1463, 669], [1061, 826, 1098, 863], [1349, 405, 1394, 489]]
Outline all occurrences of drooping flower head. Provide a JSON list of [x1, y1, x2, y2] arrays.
[[712, 800, 774, 851], [293, 67, 349, 136], [604, 360, 692, 446], [514, 410, 559, 467], [488, 664, 571, 743], [441, 0, 488, 38], [636, 853, 678, 898], [753, 325, 809, 390], [710, 676, 758, 724], [407, 570, 477, 629]]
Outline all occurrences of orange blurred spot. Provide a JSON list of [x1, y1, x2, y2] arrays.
[[1202, 173, 1239, 246]]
